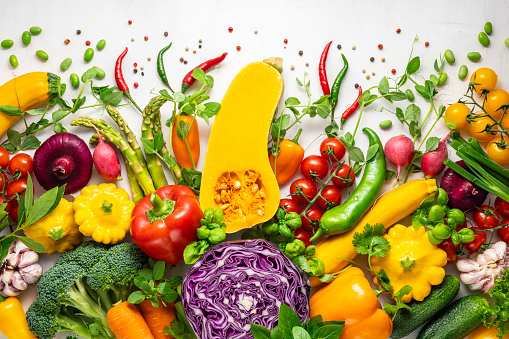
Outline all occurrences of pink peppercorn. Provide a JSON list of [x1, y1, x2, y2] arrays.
[[133, 62, 137, 68], [134, 82, 139, 88], [425, 41, 429, 47], [228, 27, 233, 32], [86, 40, 91, 46], [144, 36, 148, 41], [378, 44, 383, 50], [396, 28, 401, 33], [236, 45, 241, 51], [128, 20, 132, 25], [391, 69, 396, 74], [284, 39, 288, 44]]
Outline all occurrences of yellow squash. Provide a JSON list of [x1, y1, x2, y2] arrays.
[[0, 72, 61, 138], [200, 59, 284, 233], [310, 179, 437, 287]]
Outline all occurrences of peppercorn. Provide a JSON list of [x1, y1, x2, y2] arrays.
[[179, 57, 184, 62], [366, 75, 370, 79], [370, 57, 374, 62], [381, 57, 386, 62], [199, 45, 202, 49], [378, 44, 383, 50], [372, 71, 375, 76], [131, 38, 134, 42], [199, 39, 202, 43], [134, 82, 138, 87], [299, 50, 303, 56], [193, 50, 196, 54], [144, 36, 148, 41], [147, 57, 151, 61], [352, 45, 356, 50], [425, 41, 429, 47], [141, 66, 144, 70], [141, 72, 144, 76], [362, 69, 366, 73], [354, 83, 359, 89], [164, 31, 168, 37], [184, 60, 188, 64], [284, 39, 288, 44], [64, 39, 70, 45], [236, 45, 241, 51], [128, 20, 132, 25], [337, 44, 341, 49], [391, 69, 396, 74], [396, 28, 401, 33], [86, 40, 91, 46], [305, 62, 309, 67], [290, 65, 295, 70], [134, 68, 138, 74], [254, 30, 258, 34], [228, 27, 233, 32], [76, 29, 81, 35]]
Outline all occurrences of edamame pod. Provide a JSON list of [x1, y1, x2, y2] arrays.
[[437, 73, 448, 86], [22, 31, 31, 46], [478, 32, 490, 46], [405, 89, 415, 101], [70, 73, 80, 88], [60, 58, 72, 71], [458, 65, 468, 80], [29, 26, 42, 35], [9, 55, 18, 68], [1, 40, 13, 49], [379, 120, 392, 129], [93, 66, 106, 78], [444, 49, 455, 64], [484, 22, 492, 35], [36, 50, 48, 61], [467, 52, 481, 61], [96, 39, 106, 50], [84, 48, 94, 62]]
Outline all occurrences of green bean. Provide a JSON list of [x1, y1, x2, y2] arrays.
[[379, 120, 392, 129], [467, 52, 481, 61], [22, 31, 31, 46], [36, 50, 48, 61], [405, 89, 415, 101], [84, 48, 94, 62], [1, 40, 13, 49], [96, 39, 106, 51], [444, 49, 455, 64], [70, 73, 80, 88], [505, 38, 509, 48], [93, 66, 106, 78], [458, 65, 468, 80], [60, 58, 72, 71], [437, 73, 448, 86], [478, 32, 490, 46], [9, 55, 18, 68], [29, 26, 42, 35], [484, 22, 492, 35]]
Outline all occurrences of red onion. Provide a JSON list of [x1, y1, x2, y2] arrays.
[[34, 133, 93, 194]]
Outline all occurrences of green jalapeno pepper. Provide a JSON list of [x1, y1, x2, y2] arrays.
[[310, 127, 386, 240], [330, 54, 348, 116]]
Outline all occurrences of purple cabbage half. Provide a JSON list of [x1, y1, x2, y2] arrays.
[[181, 239, 310, 339]]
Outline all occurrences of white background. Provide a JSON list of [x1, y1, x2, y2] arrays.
[[1, 0, 508, 338]]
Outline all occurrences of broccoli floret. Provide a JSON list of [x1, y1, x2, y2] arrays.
[[87, 242, 148, 301], [54, 240, 110, 271]]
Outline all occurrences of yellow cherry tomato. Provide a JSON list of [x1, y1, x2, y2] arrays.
[[501, 113, 509, 130], [470, 68, 498, 93], [487, 136, 509, 165], [468, 115, 498, 142], [485, 88, 509, 120], [444, 103, 470, 129]]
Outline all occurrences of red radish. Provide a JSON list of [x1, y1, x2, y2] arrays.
[[421, 135, 449, 178], [384, 135, 414, 178], [92, 127, 122, 181]]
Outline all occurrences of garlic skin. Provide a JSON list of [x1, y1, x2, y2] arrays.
[[0, 239, 43, 297], [457, 241, 509, 293]]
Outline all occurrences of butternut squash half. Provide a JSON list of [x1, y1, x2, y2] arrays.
[[200, 60, 284, 233]]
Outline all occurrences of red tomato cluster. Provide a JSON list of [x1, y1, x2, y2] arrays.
[[0, 147, 34, 223]]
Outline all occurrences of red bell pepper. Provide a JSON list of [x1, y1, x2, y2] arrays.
[[131, 185, 203, 265]]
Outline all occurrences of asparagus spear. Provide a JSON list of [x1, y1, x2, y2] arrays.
[[123, 157, 144, 203], [71, 117, 156, 195]]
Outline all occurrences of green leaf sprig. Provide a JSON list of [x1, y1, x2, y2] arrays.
[[484, 269, 509, 338]]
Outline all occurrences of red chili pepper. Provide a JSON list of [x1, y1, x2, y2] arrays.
[[115, 47, 143, 113], [181, 52, 228, 93], [340, 85, 362, 129], [319, 41, 332, 97]]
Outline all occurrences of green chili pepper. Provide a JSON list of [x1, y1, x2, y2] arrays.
[[70, 73, 80, 88], [36, 50, 48, 61], [157, 42, 174, 92], [330, 54, 348, 116], [84, 48, 94, 62], [9, 55, 18, 68], [310, 128, 386, 240], [22, 31, 31, 46]]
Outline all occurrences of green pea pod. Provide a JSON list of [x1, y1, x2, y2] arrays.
[[444, 49, 455, 64], [311, 127, 386, 240], [405, 89, 415, 101], [379, 120, 392, 129], [330, 54, 348, 112], [84, 48, 94, 62], [70, 73, 80, 88], [93, 66, 106, 79]]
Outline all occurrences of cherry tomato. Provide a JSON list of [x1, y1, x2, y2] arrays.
[[502, 114, 509, 130], [0, 147, 9, 169], [484, 89, 509, 120], [498, 219, 509, 243], [437, 239, 460, 264], [294, 228, 312, 247], [320, 138, 346, 163], [6, 178, 27, 198], [300, 206, 322, 232], [464, 227, 487, 253], [300, 155, 329, 180], [9, 202, 18, 224], [331, 164, 355, 189], [470, 67, 498, 94], [444, 103, 470, 130], [8, 153, 33, 178], [473, 205, 501, 230], [468, 115, 498, 142], [279, 198, 299, 214], [317, 185, 342, 211], [0, 172, 5, 191], [486, 137, 509, 165], [0, 196, 14, 214], [289, 178, 317, 205], [495, 197, 509, 218]]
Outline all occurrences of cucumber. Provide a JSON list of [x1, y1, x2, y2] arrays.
[[417, 295, 489, 339], [390, 275, 460, 339]]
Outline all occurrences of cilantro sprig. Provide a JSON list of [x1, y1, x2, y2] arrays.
[[484, 269, 509, 338]]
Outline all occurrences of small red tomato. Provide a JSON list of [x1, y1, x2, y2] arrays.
[[331, 164, 355, 189], [473, 205, 501, 230], [8, 153, 33, 178], [0, 172, 5, 190], [289, 178, 317, 205], [498, 219, 509, 243], [300, 155, 329, 180], [0, 147, 9, 169], [279, 198, 299, 214], [294, 228, 312, 247], [463, 226, 487, 253], [320, 138, 346, 163], [317, 185, 342, 211], [437, 239, 460, 263], [9, 202, 18, 223], [6, 178, 27, 198], [300, 206, 322, 233], [495, 197, 509, 218]]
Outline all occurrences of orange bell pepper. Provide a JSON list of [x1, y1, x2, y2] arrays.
[[0, 296, 37, 339], [468, 324, 509, 339], [309, 267, 392, 339], [269, 129, 304, 185], [172, 114, 200, 169]]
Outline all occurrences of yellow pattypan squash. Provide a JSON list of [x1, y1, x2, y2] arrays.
[[73, 183, 135, 244], [23, 198, 83, 255], [371, 224, 447, 303]]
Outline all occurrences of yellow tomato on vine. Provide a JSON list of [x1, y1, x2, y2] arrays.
[[470, 67, 498, 93], [484, 88, 509, 120], [468, 115, 498, 142], [444, 103, 470, 129], [487, 136, 509, 165]]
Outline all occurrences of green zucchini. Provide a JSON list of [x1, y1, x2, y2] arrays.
[[417, 295, 489, 339], [391, 275, 460, 339]]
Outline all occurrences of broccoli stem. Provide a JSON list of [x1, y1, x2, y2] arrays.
[[111, 283, 132, 302], [56, 310, 95, 339]]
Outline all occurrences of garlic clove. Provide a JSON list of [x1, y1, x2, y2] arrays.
[[460, 270, 485, 285], [480, 277, 496, 293], [492, 241, 507, 260], [12, 239, 30, 254], [1, 268, 14, 284], [5, 252, 19, 268], [19, 264, 43, 284], [18, 251, 39, 268], [483, 248, 499, 264], [457, 258, 480, 272], [477, 253, 488, 266], [2, 283, 20, 297], [11, 271, 27, 291], [470, 276, 490, 291]]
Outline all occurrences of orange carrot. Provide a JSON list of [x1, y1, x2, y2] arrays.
[[107, 301, 155, 339], [140, 300, 177, 339]]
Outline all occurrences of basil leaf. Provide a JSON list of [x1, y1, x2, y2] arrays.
[[251, 324, 271, 339], [16, 235, 47, 253], [292, 327, 311, 339], [153, 260, 166, 281], [313, 324, 344, 339], [0, 105, 23, 117], [127, 291, 146, 304]]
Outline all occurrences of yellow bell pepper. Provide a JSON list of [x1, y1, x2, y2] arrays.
[[23, 198, 82, 255], [0, 296, 37, 339], [469, 324, 509, 339], [310, 267, 393, 339], [371, 224, 447, 303], [74, 183, 135, 244]]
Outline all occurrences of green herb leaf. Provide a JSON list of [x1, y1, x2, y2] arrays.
[[414, 85, 430, 100], [409, 121, 421, 138], [23, 184, 64, 227], [25, 108, 45, 116], [395, 107, 405, 122], [251, 324, 272, 339], [313, 324, 344, 339], [153, 260, 165, 281], [376, 269, 394, 294], [348, 146, 365, 163], [352, 223, 391, 257], [19, 136, 41, 151], [383, 285, 412, 319], [357, 90, 371, 106], [385, 170, 396, 181], [387, 91, 407, 101], [404, 104, 421, 122], [7, 129, 21, 149], [446, 121, 457, 130], [202, 102, 221, 119], [0, 237, 16, 262], [292, 327, 311, 339], [177, 120, 190, 140], [53, 122, 67, 134], [426, 137, 440, 152], [15, 235, 47, 253], [137, 268, 154, 281], [159, 89, 174, 101], [285, 97, 300, 106], [153, 132, 164, 153], [140, 137, 155, 154], [52, 109, 66, 122], [192, 68, 206, 83], [406, 56, 420, 74], [103, 92, 123, 106], [378, 77, 389, 96], [81, 67, 97, 82], [278, 304, 302, 339], [174, 92, 186, 103], [366, 144, 379, 162], [0, 105, 23, 117], [127, 291, 146, 304]]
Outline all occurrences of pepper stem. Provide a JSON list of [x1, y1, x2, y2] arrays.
[[101, 200, 113, 214], [146, 193, 176, 223], [291, 128, 303, 144]]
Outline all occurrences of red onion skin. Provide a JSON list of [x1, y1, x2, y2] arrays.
[[92, 128, 122, 181], [33, 133, 93, 194]]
